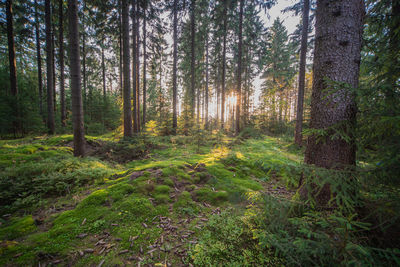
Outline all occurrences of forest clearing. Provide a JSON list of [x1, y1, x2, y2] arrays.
[[1, 0, 399, 266]]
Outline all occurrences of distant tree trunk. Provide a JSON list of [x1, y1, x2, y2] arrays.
[[136, 0, 140, 132], [68, 0, 85, 156], [172, 0, 178, 133], [235, 0, 244, 135], [131, 0, 138, 133], [45, 0, 55, 134], [142, 5, 147, 126], [52, 3, 56, 113], [221, 0, 227, 130], [59, 0, 66, 127], [190, 0, 196, 121], [119, 0, 123, 96], [34, 0, 43, 119], [122, 0, 133, 137], [205, 34, 209, 130], [6, 0, 18, 135], [101, 41, 106, 103], [294, 0, 310, 146], [302, 0, 364, 203], [82, 27, 87, 108]]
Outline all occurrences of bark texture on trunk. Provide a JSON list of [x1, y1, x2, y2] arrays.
[[205, 34, 209, 130], [190, 0, 196, 121], [136, 0, 140, 132], [6, 0, 17, 96], [172, 0, 178, 132], [59, 0, 66, 127], [68, 0, 86, 156], [305, 0, 364, 170], [142, 6, 147, 126], [294, 0, 310, 146], [122, 0, 133, 137], [102, 42, 106, 102], [131, 0, 138, 133], [221, 0, 227, 130], [235, 0, 243, 135], [45, 0, 55, 134], [35, 0, 43, 118]]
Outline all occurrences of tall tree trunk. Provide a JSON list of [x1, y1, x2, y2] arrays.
[[190, 0, 196, 121], [102, 41, 106, 103], [221, 0, 227, 130], [294, 0, 310, 146], [122, 0, 133, 137], [6, 0, 18, 135], [136, 0, 140, 132], [34, 0, 43, 119], [303, 0, 364, 203], [51, 3, 56, 113], [142, 5, 147, 126], [205, 34, 209, 130], [119, 0, 123, 96], [82, 27, 86, 108], [131, 0, 138, 133], [59, 0, 66, 127], [6, 0, 17, 97], [235, 0, 243, 135], [68, 0, 85, 156], [45, 0, 55, 134], [172, 0, 178, 133]]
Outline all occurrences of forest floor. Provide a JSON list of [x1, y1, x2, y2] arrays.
[[0, 132, 303, 266]]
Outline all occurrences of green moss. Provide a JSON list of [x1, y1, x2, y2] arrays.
[[117, 196, 153, 217], [108, 182, 134, 201], [77, 189, 109, 208], [162, 177, 175, 187], [155, 185, 171, 194], [154, 194, 170, 204], [194, 188, 228, 204], [0, 215, 36, 240]]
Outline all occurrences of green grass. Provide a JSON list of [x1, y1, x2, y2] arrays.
[[0, 133, 303, 266]]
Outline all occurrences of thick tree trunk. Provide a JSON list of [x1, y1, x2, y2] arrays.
[[136, 0, 140, 132], [294, 0, 310, 146], [131, 0, 138, 133], [35, 0, 43, 119], [59, 0, 66, 127], [119, 0, 123, 96], [235, 0, 244, 135], [221, 0, 227, 130], [142, 6, 147, 126], [172, 0, 178, 132], [303, 0, 364, 203], [45, 0, 55, 134], [6, 0, 17, 97], [122, 0, 133, 137], [52, 3, 56, 113], [68, 0, 85, 156]]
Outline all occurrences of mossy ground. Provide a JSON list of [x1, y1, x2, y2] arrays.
[[0, 133, 302, 266]]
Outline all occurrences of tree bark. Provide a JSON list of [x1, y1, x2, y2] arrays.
[[59, 0, 66, 127], [303, 0, 364, 203], [136, 0, 140, 132], [221, 0, 227, 130], [6, 0, 17, 97], [205, 34, 209, 130], [294, 0, 310, 146], [235, 0, 244, 135], [190, 0, 196, 121], [35, 0, 43, 119], [142, 4, 147, 126], [68, 0, 85, 156], [102, 42, 106, 103], [131, 0, 138, 133], [122, 0, 133, 137], [172, 0, 178, 132], [119, 0, 123, 97], [45, 0, 55, 134]]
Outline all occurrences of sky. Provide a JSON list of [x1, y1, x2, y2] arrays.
[[251, 0, 300, 110]]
